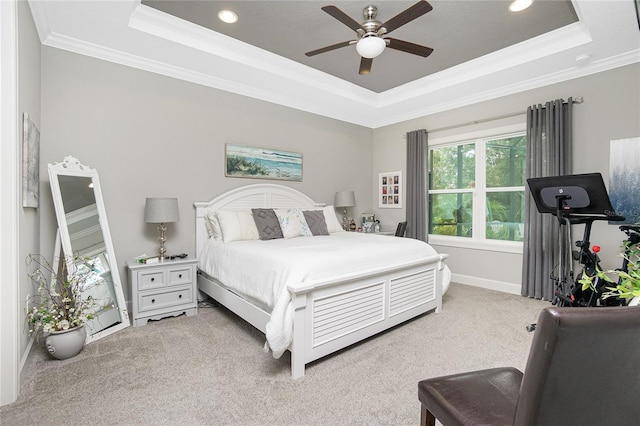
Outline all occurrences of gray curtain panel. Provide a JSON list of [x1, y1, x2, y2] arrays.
[[521, 98, 573, 299], [406, 129, 429, 241]]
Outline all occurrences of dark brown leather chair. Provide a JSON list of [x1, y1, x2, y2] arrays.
[[418, 306, 640, 426]]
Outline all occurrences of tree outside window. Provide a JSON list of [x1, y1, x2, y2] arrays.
[[429, 133, 525, 242]]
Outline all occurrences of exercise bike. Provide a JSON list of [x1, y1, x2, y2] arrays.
[[557, 215, 626, 307], [525, 173, 626, 331]]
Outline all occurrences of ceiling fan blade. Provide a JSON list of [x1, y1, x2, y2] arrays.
[[359, 57, 373, 75], [321, 5, 363, 32], [386, 38, 434, 57], [379, 1, 433, 35], [305, 40, 354, 57]]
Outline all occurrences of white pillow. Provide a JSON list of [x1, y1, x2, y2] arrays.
[[274, 208, 313, 239], [323, 205, 345, 233], [216, 210, 260, 243], [204, 209, 223, 240]]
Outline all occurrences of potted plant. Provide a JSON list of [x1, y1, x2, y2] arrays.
[[579, 223, 640, 306], [26, 254, 101, 359]]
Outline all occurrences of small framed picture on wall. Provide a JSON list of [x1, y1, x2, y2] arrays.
[[379, 171, 402, 208]]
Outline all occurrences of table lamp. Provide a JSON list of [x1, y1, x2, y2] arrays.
[[334, 190, 356, 231], [144, 197, 179, 260]]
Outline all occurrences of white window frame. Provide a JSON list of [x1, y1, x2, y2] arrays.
[[428, 124, 526, 254]]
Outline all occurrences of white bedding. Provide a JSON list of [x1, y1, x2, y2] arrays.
[[198, 232, 449, 358]]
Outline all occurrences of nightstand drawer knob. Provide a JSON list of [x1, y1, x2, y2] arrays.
[[178, 294, 182, 299], [151, 299, 155, 303], [139, 271, 165, 289], [169, 268, 192, 284]]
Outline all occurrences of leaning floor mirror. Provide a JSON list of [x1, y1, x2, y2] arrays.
[[48, 156, 130, 342]]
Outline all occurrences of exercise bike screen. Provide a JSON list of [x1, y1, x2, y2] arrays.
[[527, 173, 619, 218], [540, 186, 590, 209]]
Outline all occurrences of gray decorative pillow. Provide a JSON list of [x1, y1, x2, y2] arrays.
[[251, 209, 283, 240], [303, 210, 329, 236]]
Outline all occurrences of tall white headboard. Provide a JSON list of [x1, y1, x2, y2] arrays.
[[194, 184, 323, 257]]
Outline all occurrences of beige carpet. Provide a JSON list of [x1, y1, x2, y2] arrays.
[[1, 283, 548, 425]]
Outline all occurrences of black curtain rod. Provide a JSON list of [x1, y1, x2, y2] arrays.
[[423, 96, 583, 135]]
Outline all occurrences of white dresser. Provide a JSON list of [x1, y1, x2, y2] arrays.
[[127, 258, 198, 326]]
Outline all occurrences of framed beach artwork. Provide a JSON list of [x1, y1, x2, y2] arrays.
[[379, 171, 402, 208], [225, 144, 302, 182], [609, 137, 640, 224], [22, 113, 40, 208]]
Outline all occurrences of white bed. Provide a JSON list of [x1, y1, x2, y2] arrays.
[[194, 184, 448, 378]]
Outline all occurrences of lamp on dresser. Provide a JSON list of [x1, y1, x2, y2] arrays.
[[334, 190, 356, 231], [144, 197, 179, 260]]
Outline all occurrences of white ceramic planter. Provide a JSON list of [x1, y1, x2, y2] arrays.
[[628, 296, 640, 307], [45, 325, 87, 360]]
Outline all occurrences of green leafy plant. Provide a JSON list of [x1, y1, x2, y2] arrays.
[[579, 226, 640, 303], [25, 254, 102, 335]]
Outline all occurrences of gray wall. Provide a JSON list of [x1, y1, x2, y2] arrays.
[[372, 63, 640, 292], [17, 0, 41, 378], [40, 47, 374, 299], [39, 47, 640, 299]]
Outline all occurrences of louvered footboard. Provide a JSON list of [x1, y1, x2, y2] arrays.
[[289, 255, 445, 378]]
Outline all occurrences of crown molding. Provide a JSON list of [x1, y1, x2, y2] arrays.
[[29, 0, 640, 129], [373, 49, 640, 128], [40, 30, 381, 128]]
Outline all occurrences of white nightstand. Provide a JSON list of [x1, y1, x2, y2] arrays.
[[127, 257, 198, 327]]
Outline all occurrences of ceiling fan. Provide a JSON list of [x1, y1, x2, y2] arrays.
[[305, 1, 434, 75]]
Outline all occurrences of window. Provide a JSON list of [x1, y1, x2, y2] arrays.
[[428, 132, 526, 243]]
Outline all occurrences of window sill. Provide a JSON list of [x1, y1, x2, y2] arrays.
[[428, 235, 524, 254]]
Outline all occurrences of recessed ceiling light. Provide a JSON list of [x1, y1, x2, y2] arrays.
[[509, 0, 534, 12], [217, 10, 238, 24]]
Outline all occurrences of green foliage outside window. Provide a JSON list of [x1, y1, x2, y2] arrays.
[[429, 193, 473, 237], [430, 143, 475, 190], [486, 192, 525, 241], [429, 134, 526, 242], [486, 136, 526, 188]]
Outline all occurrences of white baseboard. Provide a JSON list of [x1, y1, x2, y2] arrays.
[[451, 273, 521, 295], [19, 336, 35, 386]]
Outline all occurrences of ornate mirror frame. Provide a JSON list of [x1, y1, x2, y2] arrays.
[[48, 156, 130, 342]]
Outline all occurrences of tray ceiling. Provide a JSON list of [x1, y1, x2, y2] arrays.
[[142, 1, 579, 93], [28, 1, 640, 128]]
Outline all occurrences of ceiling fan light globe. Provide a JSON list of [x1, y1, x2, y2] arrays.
[[356, 36, 386, 59]]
